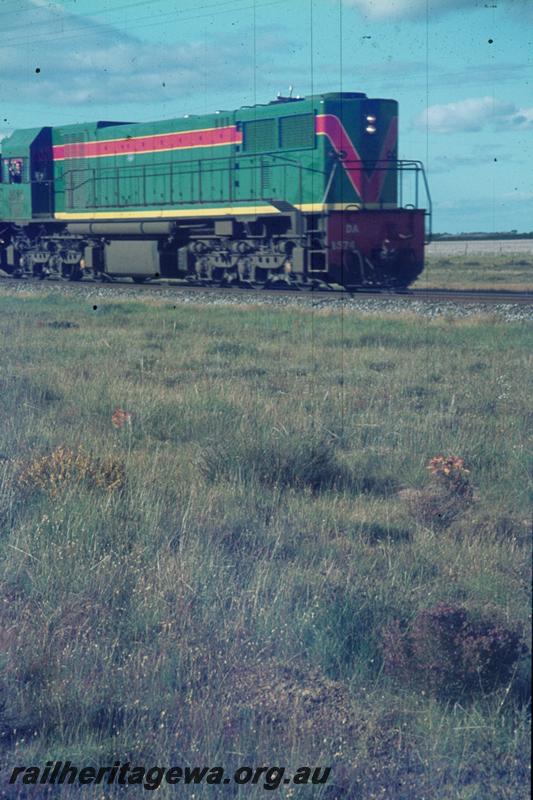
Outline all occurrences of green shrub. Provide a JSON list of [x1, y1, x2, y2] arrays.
[[199, 431, 349, 492]]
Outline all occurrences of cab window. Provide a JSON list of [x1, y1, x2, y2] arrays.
[[7, 158, 25, 183]]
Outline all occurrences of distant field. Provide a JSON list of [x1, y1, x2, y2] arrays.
[[0, 291, 530, 798], [426, 239, 533, 257], [415, 247, 533, 291]]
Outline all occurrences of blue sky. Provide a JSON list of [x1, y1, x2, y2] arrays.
[[1, 0, 531, 232]]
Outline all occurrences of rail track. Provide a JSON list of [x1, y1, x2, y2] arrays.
[[397, 288, 533, 305], [1, 273, 533, 305]]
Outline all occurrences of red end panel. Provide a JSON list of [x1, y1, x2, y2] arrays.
[[328, 209, 425, 269]]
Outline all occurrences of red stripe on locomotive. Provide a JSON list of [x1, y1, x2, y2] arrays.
[[53, 125, 243, 161]]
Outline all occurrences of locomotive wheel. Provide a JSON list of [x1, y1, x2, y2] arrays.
[[396, 248, 422, 287], [343, 250, 365, 288], [15, 254, 30, 278], [60, 261, 83, 281], [68, 264, 83, 282], [132, 276, 149, 284], [220, 268, 240, 287]]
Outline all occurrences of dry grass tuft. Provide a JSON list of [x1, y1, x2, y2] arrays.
[[17, 445, 125, 496]]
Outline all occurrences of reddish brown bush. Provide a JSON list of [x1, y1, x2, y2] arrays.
[[405, 455, 474, 527], [382, 602, 527, 700], [427, 455, 472, 496]]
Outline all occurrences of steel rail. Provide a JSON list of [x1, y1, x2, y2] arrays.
[[1, 275, 532, 305]]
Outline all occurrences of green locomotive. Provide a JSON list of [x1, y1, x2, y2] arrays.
[[0, 91, 431, 288]]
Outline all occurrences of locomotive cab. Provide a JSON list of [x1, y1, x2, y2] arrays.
[[0, 127, 54, 222]]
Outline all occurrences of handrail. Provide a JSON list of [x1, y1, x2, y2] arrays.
[[58, 154, 432, 241], [61, 156, 318, 210], [340, 158, 432, 241], [60, 153, 328, 185]]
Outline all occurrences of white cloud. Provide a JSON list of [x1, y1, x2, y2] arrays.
[[439, 63, 530, 87], [341, 0, 531, 21], [341, 0, 471, 19], [0, 0, 287, 108], [508, 107, 533, 129], [414, 97, 533, 133], [501, 190, 533, 201], [431, 154, 492, 173]]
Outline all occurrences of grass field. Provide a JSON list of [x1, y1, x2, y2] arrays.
[[0, 291, 531, 798], [414, 252, 533, 291]]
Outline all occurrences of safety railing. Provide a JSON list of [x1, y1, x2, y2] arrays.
[[339, 158, 432, 241], [60, 153, 432, 239], [61, 153, 325, 212]]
